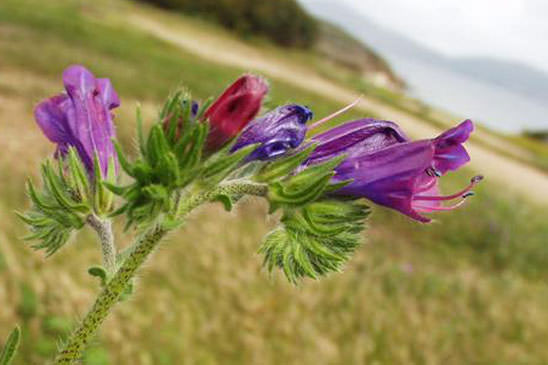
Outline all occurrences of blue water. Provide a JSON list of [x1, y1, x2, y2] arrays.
[[388, 58, 548, 133]]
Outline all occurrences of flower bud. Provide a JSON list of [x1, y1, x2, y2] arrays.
[[231, 104, 313, 161], [205, 74, 268, 150]]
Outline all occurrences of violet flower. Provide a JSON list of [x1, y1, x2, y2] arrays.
[[205, 74, 268, 151], [231, 104, 313, 161], [34, 65, 119, 178], [307, 119, 481, 222]]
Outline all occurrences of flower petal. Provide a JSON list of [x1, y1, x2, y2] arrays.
[[333, 141, 435, 222], [63, 65, 118, 175], [96, 78, 120, 110], [433, 120, 473, 174], [34, 94, 72, 144], [309, 118, 409, 165], [231, 104, 312, 161]]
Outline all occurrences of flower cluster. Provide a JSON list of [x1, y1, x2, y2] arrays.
[[34, 65, 480, 225], [18, 65, 484, 363]]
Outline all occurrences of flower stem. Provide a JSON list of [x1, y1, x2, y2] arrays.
[[54, 180, 267, 364], [86, 214, 116, 273]]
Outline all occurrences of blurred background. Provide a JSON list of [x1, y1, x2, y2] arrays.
[[1, 0, 548, 363]]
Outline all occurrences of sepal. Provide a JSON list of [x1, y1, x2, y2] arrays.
[[108, 92, 211, 228], [19, 153, 93, 256], [93, 154, 117, 216], [254, 143, 316, 183], [259, 199, 370, 283], [199, 143, 259, 186], [266, 155, 346, 213]]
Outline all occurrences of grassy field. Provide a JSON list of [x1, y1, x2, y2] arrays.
[[1, 0, 548, 364]]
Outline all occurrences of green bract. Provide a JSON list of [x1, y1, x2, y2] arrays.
[[106, 93, 258, 229], [259, 200, 370, 283], [17, 148, 116, 256]]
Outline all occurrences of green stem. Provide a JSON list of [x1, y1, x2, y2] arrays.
[[86, 214, 116, 273], [54, 180, 267, 364]]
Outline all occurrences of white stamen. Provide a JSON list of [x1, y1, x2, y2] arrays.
[[308, 96, 362, 131]]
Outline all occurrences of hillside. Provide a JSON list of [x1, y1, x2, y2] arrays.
[[1, 0, 548, 364], [136, 0, 404, 90], [301, 0, 548, 133], [313, 20, 404, 89]]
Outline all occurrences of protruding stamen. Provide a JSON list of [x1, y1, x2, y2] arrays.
[[414, 198, 468, 212], [414, 174, 482, 201], [308, 96, 362, 131]]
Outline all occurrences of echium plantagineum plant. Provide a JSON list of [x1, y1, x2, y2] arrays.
[[0, 65, 483, 364]]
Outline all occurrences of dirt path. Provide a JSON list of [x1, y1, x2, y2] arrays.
[[129, 15, 548, 204]]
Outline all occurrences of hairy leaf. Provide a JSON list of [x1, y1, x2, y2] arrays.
[[259, 199, 370, 283]]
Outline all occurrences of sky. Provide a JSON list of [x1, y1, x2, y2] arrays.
[[337, 0, 548, 73]]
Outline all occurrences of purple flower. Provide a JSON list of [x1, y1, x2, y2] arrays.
[[34, 65, 119, 178], [307, 119, 481, 222], [231, 104, 313, 161]]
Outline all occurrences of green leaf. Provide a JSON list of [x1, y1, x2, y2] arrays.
[[88, 266, 108, 286], [259, 200, 370, 283], [136, 103, 147, 157], [200, 144, 258, 184], [255, 143, 316, 182], [42, 161, 88, 213], [0, 325, 20, 365], [213, 194, 233, 212], [21, 158, 89, 256], [157, 151, 180, 187], [179, 122, 208, 170], [146, 125, 171, 167], [114, 141, 135, 177], [26, 179, 56, 212], [195, 96, 213, 121], [65, 148, 90, 204], [266, 155, 345, 212]]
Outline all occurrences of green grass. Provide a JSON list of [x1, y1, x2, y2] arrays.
[[1, 0, 548, 363]]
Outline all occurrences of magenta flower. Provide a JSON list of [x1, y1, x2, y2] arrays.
[[34, 65, 119, 178], [231, 104, 313, 161], [205, 74, 268, 151], [307, 119, 481, 222]]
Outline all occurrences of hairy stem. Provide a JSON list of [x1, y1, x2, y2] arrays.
[[86, 214, 116, 273], [54, 180, 267, 364]]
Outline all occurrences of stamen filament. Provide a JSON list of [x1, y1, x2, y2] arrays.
[[414, 198, 468, 212], [308, 96, 362, 131], [414, 175, 482, 201]]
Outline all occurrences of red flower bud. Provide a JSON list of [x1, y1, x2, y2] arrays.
[[204, 74, 268, 150]]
